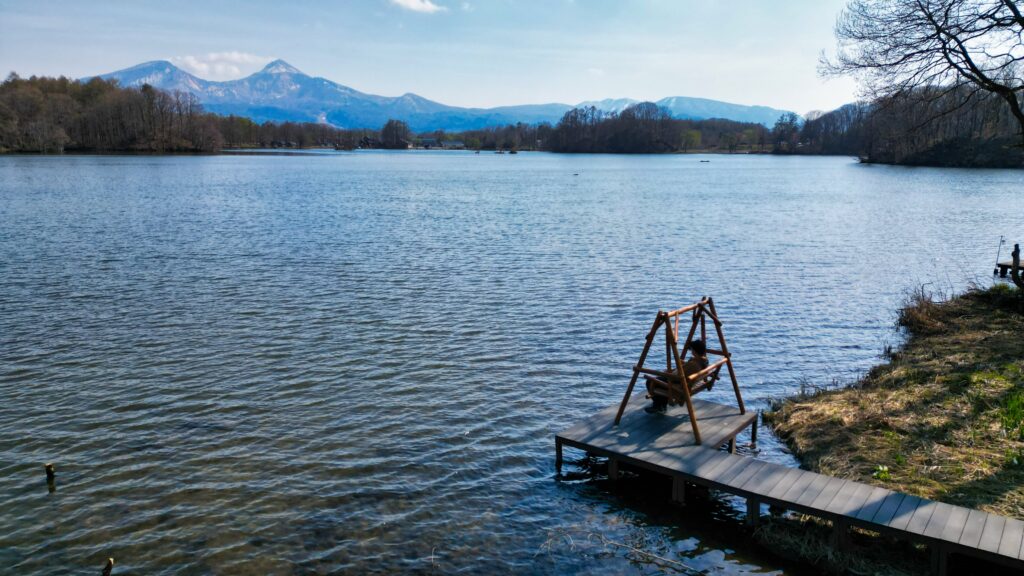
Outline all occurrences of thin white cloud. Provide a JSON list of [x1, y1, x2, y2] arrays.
[[170, 51, 273, 80], [587, 67, 605, 77], [390, 0, 446, 13]]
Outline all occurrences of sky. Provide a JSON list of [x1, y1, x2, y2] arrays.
[[0, 0, 860, 114]]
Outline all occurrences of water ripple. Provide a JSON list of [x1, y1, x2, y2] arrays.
[[2, 152, 1023, 574]]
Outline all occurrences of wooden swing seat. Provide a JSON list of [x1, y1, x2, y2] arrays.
[[643, 358, 728, 403]]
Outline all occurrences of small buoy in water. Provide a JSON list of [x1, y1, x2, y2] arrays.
[[102, 558, 114, 576], [573, 173, 579, 176]]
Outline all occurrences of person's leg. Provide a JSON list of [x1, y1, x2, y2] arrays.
[[645, 379, 668, 413], [653, 393, 667, 411]]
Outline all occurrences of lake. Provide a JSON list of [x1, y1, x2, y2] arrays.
[[1, 151, 1023, 574]]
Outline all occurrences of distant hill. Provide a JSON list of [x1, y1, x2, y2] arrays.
[[91, 60, 796, 130]]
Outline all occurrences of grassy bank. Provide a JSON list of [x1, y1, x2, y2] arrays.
[[766, 285, 1024, 519]]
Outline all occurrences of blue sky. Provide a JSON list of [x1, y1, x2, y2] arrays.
[[0, 0, 859, 114]]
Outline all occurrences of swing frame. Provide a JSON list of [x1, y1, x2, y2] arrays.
[[612, 297, 745, 445]]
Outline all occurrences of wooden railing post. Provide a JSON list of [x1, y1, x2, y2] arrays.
[[555, 439, 563, 475], [1011, 243, 1023, 290]]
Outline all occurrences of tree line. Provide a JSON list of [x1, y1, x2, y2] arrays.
[[544, 102, 770, 154], [0, 74, 373, 153], [786, 88, 1023, 166], [791, 0, 1024, 168], [0, 74, 780, 157]]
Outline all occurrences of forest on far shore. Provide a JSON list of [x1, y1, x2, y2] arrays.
[[0, 73, 774, 155], [1, 72, 1021, 167]]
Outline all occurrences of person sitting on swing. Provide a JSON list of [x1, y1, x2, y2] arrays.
[[645, 339, 709, 414]]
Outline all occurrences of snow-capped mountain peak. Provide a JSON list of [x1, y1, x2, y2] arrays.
[[260, 59, 303, 75]]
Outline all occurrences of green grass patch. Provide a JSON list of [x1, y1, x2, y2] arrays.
[[1001, 390, 1024, 440]]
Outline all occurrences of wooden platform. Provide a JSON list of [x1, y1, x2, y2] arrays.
[[556, 396, 1024, 575], [997, 261, 1019, 277]]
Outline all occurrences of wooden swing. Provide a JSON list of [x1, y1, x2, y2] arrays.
[[612, 296, 746, 445]]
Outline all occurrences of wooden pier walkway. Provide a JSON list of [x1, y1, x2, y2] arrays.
[[556, 394, 1024, 575]]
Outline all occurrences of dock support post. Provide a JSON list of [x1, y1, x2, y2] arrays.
[[930, 544, 947, 576], [750, 416, 758, 450], [728, 438, 736, 454], [672, 477, 686, 505], [746, 498, 759, 526], [831, 519, 850, 552], [555, 439, 563, 475], [608, 458, 619, 481]]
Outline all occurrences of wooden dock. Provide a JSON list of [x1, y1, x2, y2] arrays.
[[556, 395, 1024, 575], [997, 260, 1019, 278]]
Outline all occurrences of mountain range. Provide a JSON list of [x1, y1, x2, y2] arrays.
[[92, 59, 795, 131]]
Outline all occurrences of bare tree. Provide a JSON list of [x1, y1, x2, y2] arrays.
[[823, 0, 1024, 147]]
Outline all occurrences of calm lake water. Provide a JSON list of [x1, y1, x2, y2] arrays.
[[1, 151, 1023, 575]]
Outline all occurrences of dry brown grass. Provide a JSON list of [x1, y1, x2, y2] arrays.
[[753, 515, 928, 576], [766, 285, 1024, 519]]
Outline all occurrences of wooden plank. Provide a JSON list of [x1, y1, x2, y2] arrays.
[[978, 513, 1006, 554], [791, 473, 832, 510], [764, 467, 805, 501], [922, 502, 958, 540], [855, 486, 892, 523], [870, 492, 906, 526], [703, 422, 755, 451], [959, 509, 989, 548], [632, 423, 692, 452], [643, 445, 708, 473], [939, 505, 971, 544], [631, 445, 697, 472], [738, 462, 792, 496], [809, 477, 848, 511], [776, 468, 818, 504], [710, 455, 759, 486], [677, 448, 730, 476], [621, 406, 730, 451], [602, 416, 689, 454], [821, 480, 860, 515], [997, 517, 1024, 560], [904, 499, 939, 536], [888, 495, 924, 532], [697, 451, 744, 481], [666, 419, 726, 450], [688, 450, 736, 479], [827, 481, 874, 518], [724, 459, 770, 491]]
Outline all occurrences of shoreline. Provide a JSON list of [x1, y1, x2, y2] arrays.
[[0, 148, 860, 159], [765, 285, 1024, 520]]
